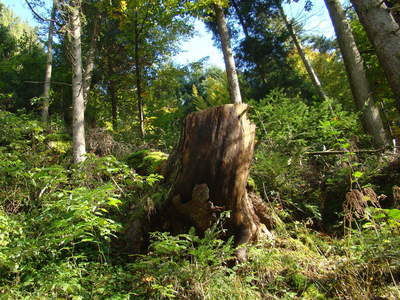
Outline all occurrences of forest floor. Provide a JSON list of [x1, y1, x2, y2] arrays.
[[0, 109, 399, 299]]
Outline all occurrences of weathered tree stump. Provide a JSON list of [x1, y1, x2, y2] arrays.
[[162, 104, 270, 261]]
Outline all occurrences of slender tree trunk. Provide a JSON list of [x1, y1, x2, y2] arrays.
[[83, 17, 99, 105], [384, 1, 400, 27], [351, 0, 400, 113], [134, 16, 145, 138], [231, 0, 250, 39], [109, 81, 117, 129], [324, 0, 389, 147], [70, 0, 86, 163], [277, 3, 328, 101], [214, 4, 242, 104], [41, 0, 57, 123]]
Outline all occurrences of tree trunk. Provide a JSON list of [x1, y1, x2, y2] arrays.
[[83, 17, 99, 105], [70, 0, 86, 163], [324, 0, 389, 147], [231, 0, 250, 39], [134, 14, 145, 138], [41, 0, 57, 123], [109, 81, 117, 129], [277, 3, 328, 101], [351, 0, 400, 112], [384, 0, 400, 26], [162, 104, 271, 261], [214, 4, 242, 104]]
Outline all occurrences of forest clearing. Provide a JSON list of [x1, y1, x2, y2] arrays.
[[0, 0, 400, 298]]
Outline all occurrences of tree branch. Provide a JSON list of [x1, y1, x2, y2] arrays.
[[24, 0, 56, 22], [25, 80, 72, 86], [305, 148, 386, 156]]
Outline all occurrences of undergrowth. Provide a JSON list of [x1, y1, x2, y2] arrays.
[[1, 109, 399, 299]]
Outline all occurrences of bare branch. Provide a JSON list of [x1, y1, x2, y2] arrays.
[[25, 80, 72, 86], [24, 0, 56, 23], [305, 148, 386, 156]]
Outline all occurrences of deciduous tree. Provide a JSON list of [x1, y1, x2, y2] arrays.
[[324, 0, 389, 146], [351, 0, 400, 113]]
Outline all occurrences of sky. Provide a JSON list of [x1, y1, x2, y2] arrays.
[[1, 0, 335, 69]]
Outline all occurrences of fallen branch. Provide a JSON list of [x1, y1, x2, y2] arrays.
[[305, 148, 386, 156], [25, 80, 72, 87]]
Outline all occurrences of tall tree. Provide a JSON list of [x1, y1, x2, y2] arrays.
[[276, 1, 328, 101], [133, 9, 145, 138], [41, 0, 58, 123], [68, 0, 86, 163], [222, 0, 316, 100], [109, 0, 191, 137], [82, 15, 99, 105], [324, 0, 389, 147], [351, 0, 400, 113], [214, 4, 242, 104]]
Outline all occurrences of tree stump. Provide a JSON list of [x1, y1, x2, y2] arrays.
[[162, 104, 270, 261]]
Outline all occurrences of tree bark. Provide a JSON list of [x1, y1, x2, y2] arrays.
[[277, 3, 328, 101], [351, 0, 400, 112], [41, 0, 57, 123], [231, 0, 250, 39], [214, 4, 242, 104], [70, 0, 86, 163], [162, 104, 271, 261], [134, 13, 145, 138], [83, 17, 99, 105], [109, 81, 117, 129], [324, 0, 389, 147], [384, 0, 400, 25]]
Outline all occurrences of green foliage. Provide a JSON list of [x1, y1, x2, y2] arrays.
[[192, 68, 230, 110], [0, 4, 45, 110], [128, 225, 261, 299], [247, 90, 365, 223], [126, 149, 168, 175], [250, 89, 362, 152], [1, 97, 400, 298], [0, 110, 163, 298]]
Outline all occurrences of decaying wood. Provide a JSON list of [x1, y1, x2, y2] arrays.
[[163, 104, 271, 261]]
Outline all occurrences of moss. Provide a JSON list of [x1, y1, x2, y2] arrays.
[[290, 272, 308, 290], [126, 150, 168, 175]]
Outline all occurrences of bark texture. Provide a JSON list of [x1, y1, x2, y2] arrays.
[[70, 1, 86, 163], [41, 0, 57, 123], [384, 0, 400, 25], [134, 13, 145, 138], [83, 17, 99, 105], [277, 3, 328, 101], [325, 0, 389, 147], [109, 81, 117, 129], [351, 0, 400, 112], [163, 104, 270, 261], [214, 5, 242, 104]]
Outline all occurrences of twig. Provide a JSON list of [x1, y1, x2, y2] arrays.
[[111, 177, 124, 194]]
